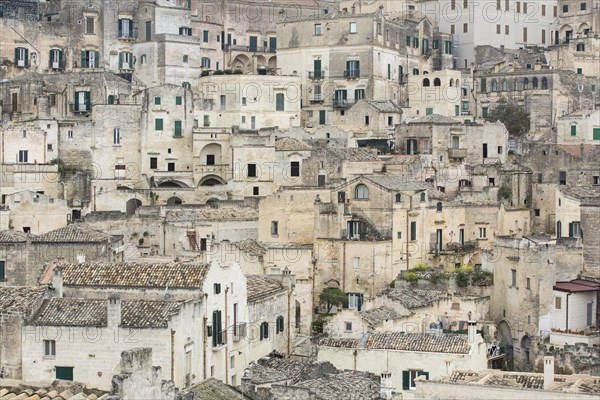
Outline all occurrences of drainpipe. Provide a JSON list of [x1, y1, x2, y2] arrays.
[[342, 241, 346, 292], [287, 288, 292, 356], [224, 286, 229, 384], [203, 293, 208, 380], [406, 196, 411, 270], [171, 329, 176, 382], [565, 293, 572, 332]]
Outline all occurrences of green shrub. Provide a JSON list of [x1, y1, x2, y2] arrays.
[[233, 69, 243, 74], [200, 70, 210, 77], [430, 271, 450, 283], [412, 262, 429, 272], [455, 271, 470, 287], [224, 69, 234, 75], [213, 70, 224, 75], [402, 272, 419, 282]]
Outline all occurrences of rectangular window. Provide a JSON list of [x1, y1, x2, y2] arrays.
[[580, 2, 587, 10], [426, 107, 433, 115], [179, 27, 192, 36], [55, 367, 73, 381], [155, 118, 163, 131], [559, 171, 567, 185], [150, 157, 157, 169], [174, 120, 182, 137], [203, 30, 209, 42], [275, 93, 285, 111], [403, 370, 429, 390], [571, 125, 577, 136], [563, 4, 568, 12], [569, 222, 581, 238], [523, 27, 527, 42], [0, 260, 5, 280], [201, 57, 211, 68], [247, 163, 257, 178], [86, 17, 95, 34], [479, 227, 487, 238], [410, 221, 417, 241], [497, 24, 501, 34], [44, 340, 56, 357], [183, 54, 189, 63], [214, 283, 221, 294], [505, 25, 509, 35], [542, 4, 546, 15], [482, 107, 489, 118], [319, 110, 326, 125], [511, 269, 517, 286], [463, 23, 468, 33], [290, 161, 300, 177], [154, 96, 161, 105], [271, 221, 279, 236], [577, 68, 583, 75], [113, 128, 120, 145], [593, 128, 600, 140], [451, 25, 455, 34], [554, 296, 562, 309], [253, 187, 259, 196], [314, 24, 321, 35], [176, 96, 182, 105], [260, 322, 269, 340], [349, 22, 357, 33], [212, 310, 223, 347], [220, 95, 226, 111], [554, 5, 557, 16], [517, 2, 521, 12], [406, 35, 411, 46], [542, 29, 546, 44], [18, 150, 28, 163]]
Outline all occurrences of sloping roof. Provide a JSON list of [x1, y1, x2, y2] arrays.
[[165, 207, 258, 222], [362, 175, 433, 192], [32, 225, 114, 243], [275, 137, 312, 151], [360, 306, 406, 326], [245, 362, 291, 384], [409, 114, 461, 124], [323, 147, 380, 162], [0, 230, 29, 243], [292, 371, 381, 400], [439, 369, 600, 394], [559, 186, 600, 200], [31, 298, 181, 328], [554, 279, 600, 293], [237, 239, 267, 257], [247, 275, 285, 302], [57, 262, 209, 289], [185, 378, 250, 400], [556, 144, 600, 159], [0, 286, 47, 314], [320, 332, 471, 354], [379, 287, 445, 309], [365, 100, 402, 113], [0, 385, 109, 400]]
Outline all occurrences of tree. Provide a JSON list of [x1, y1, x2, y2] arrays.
[[486, 98, 530, 137], [318, 287, 347, 313]]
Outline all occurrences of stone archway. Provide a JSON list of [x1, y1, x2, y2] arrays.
[[126, 198, 142, 215], [497, 320, 514, 370], [521, 334, 532, 371], [166, 197, 182, 206]]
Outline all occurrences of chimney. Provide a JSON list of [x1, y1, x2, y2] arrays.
[[380, 372, 393, 399], [467, 320, 477, 343], [52, 267, 63, 298], [543, 356, 554, 390], [107, 296, 122, 328]]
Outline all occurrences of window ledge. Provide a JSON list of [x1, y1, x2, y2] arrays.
[[212, 344, 226, 351], [43, 356, 56, 360]]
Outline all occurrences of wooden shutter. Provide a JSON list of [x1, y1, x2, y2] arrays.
[[402, 370, 410, 390], [118, 52, 123, 69], [94, 51, 100, 67], [49, 50, 54, 67], [174, 120, 182, 136], [14, 47, 19, 64], [81, 50, 86, 67], [568, 222, 574, 237], [74, 91, 79, 110], [85, 91, 91, 110], [24, 49, 28, 66], [118, 19, 123, 35]]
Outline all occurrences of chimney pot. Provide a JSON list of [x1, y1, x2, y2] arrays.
[[543, 356, 554, 390]]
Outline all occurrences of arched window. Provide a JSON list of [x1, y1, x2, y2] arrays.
[[513, 79, 519, 91], [436, 202, 442, 212], [355, 184, 369, 199], [491, 80, 498, 92], [420, 192, 426, 202], [532, 77, 539, 89], [501, 80, 508, 91], [423, 78, 431, 87], [413, 68, 419, 75], [433, 78, 441, 86], [541, 77, 548, 90], [523, 78, 529, 90], [449, 78, 454, 87]]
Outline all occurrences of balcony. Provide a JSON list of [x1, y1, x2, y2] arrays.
[[308, 70, 325, 79], [344, 69, 360, 79], [194, 163, 232, 182], [448, 148, 467, 159], [310, 94, 324, 103], [226, 44, 276, 53], [333, 99, 355, 108], [118, 28, 138, 41]]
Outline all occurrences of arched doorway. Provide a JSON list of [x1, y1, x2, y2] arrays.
[[521, 335, 532, 371], [199, 176, 225, 186], [126, 199, 142, 215], [497, 320, 514, 370], [166, 197, 182, 206], [157, 180, 188, 188]]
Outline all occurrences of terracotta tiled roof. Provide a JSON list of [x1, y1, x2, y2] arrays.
[[246, 275, 285, 302], [0, 286, 47, 315], [409, 114, 461, 124], [185, 378, 250, 400], [365, 100, 402, 113], [379, 287, 445, 309], [360, 306, 406, 326], [320, 332, 471, 354], [237, 239, 267, 257], [31, 298, 181, 328], [0, 385, 109, 400], [245, 362, 290, 384], [293, 371, 381, 400], [165, 207, 258, 222], [32, 225, 114, 243], [275, 137, 312, 151], [324, 147, 379, 161], [0, 230, 29, 243], [57, 262, 209, 289]]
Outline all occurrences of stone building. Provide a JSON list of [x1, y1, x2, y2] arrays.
[[1, 190, 71, 234], [556, 109, 600, 144], [276, 7, 451, 127], [317, 329, 488, 396]]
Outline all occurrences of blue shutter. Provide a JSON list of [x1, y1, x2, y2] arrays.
[[402, 370, 410, 390]]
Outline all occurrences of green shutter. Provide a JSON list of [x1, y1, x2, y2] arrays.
[[402, 370, 410, 390], [568, 222, 573, 237], [49, 50, 55, 65], [108, 95, 115, 105], [74, 91, 79, 109], [455, 105, 460, 116], [482, 107, 489, 118], [118, 52, 123, 69], [426, 108, 433, 115], [174, 120, 182, 136], [593, 128, 600, 140], [176, 96, 182, 105], [58, 50, 63, 66], [14, 47, 19, 64], [406, 35, 411, 45], [571, 125, 577, 136], [95, 51, 100, 67], [81, 50, 86, 67], [56, 367, 73, 381], [155, 118, 163, 130], [423, 371, 429, 380], [155, 97, 161, 105], [85, 91, 91, 109]]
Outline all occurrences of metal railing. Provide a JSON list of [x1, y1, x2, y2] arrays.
[[308, 70, 325, 79], [344, 69, 360, 78]]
